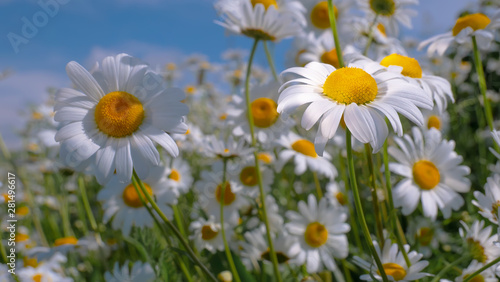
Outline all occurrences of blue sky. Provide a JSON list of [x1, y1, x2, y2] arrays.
[[0, 0, 475, 148]]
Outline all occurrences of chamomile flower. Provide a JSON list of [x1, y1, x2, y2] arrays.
[[285, 32, 317, 68], [302, 0, 351, 35], [357, 0, 418, 36], [204, 135, 253, 160], [227, 156, 274, 198], [164, 157, 193, 195], [104, 261, 155, 282], [18, 264, 73, 282], [214, 0, 306, 41], [406, 217, 447, 258], [97, 166, 177, 236], [459, 220, 500, 264], [388, 127, 471, 220], [419, 11, 500, 56], [455, 260, 498, 282], [189, 216, 226, 253], [298, 32, 345, 69], [230, 80, 294, 146], [356, 239, 430, 281], [276, 132, 337, 180], [473, 174, 500, 224], [27, 235, 96, 261], [278, 60, 432, 154], [325, 181, 349, 208], [285, 194, 350, 273], [54, 53, 188, 184], [421, 107, 450, 134]]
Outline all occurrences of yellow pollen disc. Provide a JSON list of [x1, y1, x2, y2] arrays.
[[54, 236, 78, 247], [95, 91, 145, 138], [370, 0, 396, 16], [378, 263, 406, 281], [291, 139, 318, 158], [15, 233, 29, 242], [169, 169, 181, 182], [417, 227, 434, 246], [28, 143, 39, 152], [463, 274, 485, 282], [380, 54, 423, 78], [122, 183, 153, 208], [258, 152, 273, 164], [251, 0, 277, 10], [185, 85, 196, 95], [23, 257, 38, 268], [377, 23, 387, 37], [320, 48, 340, 68], [467, 238, 487, 263], [323, 67, 378, 105], [32, 111, 43, 120], [166, 63, 176, 71], [412, 160, 440, 190], [32, 274, 43, 282], [251, 97, 279, 128], [335, 192, 347, 205], [304, 222, 328, 248], [310, 2, 338, 30], [16, 206, 29, 216], [224, 148, 230, 153], [233, 69, 243, 79], [240, 166, 258, 186], [219, 113, 228, 120], [215, 182, 236, 205], [201, 225, 219, 240], [452, 13, 491, 36], [427, 115, 441, 130]]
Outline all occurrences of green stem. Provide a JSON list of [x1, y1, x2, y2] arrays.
[[364, 144, 385, 246], [346, 130, 389, 282], [430, 255, 470, 282], [78, 176, 98, 232], [463, 256, 500, 282], [363, 15, 379, 56], [220, 159, 241, 282], [263, 41, 279, 82], [327, 0, 344, 68], [132, 170, 217, 282], [245, 38, 282, 282], [172, 205, 188, 239], [313, 172, 323, 199]]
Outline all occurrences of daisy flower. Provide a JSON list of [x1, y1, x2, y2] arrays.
[[27, 235, 96, 261], [356, 239, 430, 281], [298, 32, 344, 69], [230, 80, 294, 146], [302, 0, 351, 35], [356, 0, 418, 36], [285, 32, 317, 68], [97, 166, 177, 236], [459, 220, 500, 264], [278, 59, 432, 154], [455, 260, 498, 282], [419, 11, 500, 56], [189, 216, 227, 253], [246, 195, 284, 233], [421, 107, 450, 134], [18, 263, 73, 282], [204, 135, 253, 160], [227, 156, 274, 198], [473, 173, 500, 224], [214, 0, 306, 41], [406, 217, 447, 258], [285, 194, 350, 273], [164, 156, 193, 195], [388, 127, 471, 220], [54, 53, 188, 184], [276, 132, 337, 180], [325, 181, 349, 208], [104, 261, 156, 282]]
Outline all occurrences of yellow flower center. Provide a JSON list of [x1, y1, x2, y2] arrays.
[[240, 166, 258, 186], [378, 263, 406, 281], [201, 225, 219, 240], [491, 202, 500, 220], [370, 0, 396, 16], [122, 183, 153, 208], [320, 48, 340, 68], [380, 54, 423, 78], [323, 67, 378, 105], [251, 0, 277, 10], [427, 115, 441, 130], [166, 63, 176, 71], [291, 139, 318, 158], [310, 2, 338, 29], [185, 85, 196, 95], [251, 97, 279, 128], [15, 233, 29, 242], [417, 227, 434, 246], [467, 238, 487, 263], [169, 169, 181, 182], [215, 182, 236, 206], [335, 192, 347, 205], [94, 91, 145, 138], [412, 160, 440, 190], [32, 274, 43, 282], [54, 236, 78, 247], [16, 206, 29, 216], [258, 152, 273, 164], [377, 23, 387, 37], [23, 257, 38, 268], [242, 29, 275, 41], [304, 222, 328, 248], [452, 13, 491, 36], [463, 274, 485, 282], [32, 111, 43, 120], [261, 250, 290, 263]]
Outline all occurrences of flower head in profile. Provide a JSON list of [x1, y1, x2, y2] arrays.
[[473, 173, 500, 224], [278, 59, 432, 155], [459, 220, 500, 264], [214, 0, 306, 41], [54, 54, 188, 184]]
